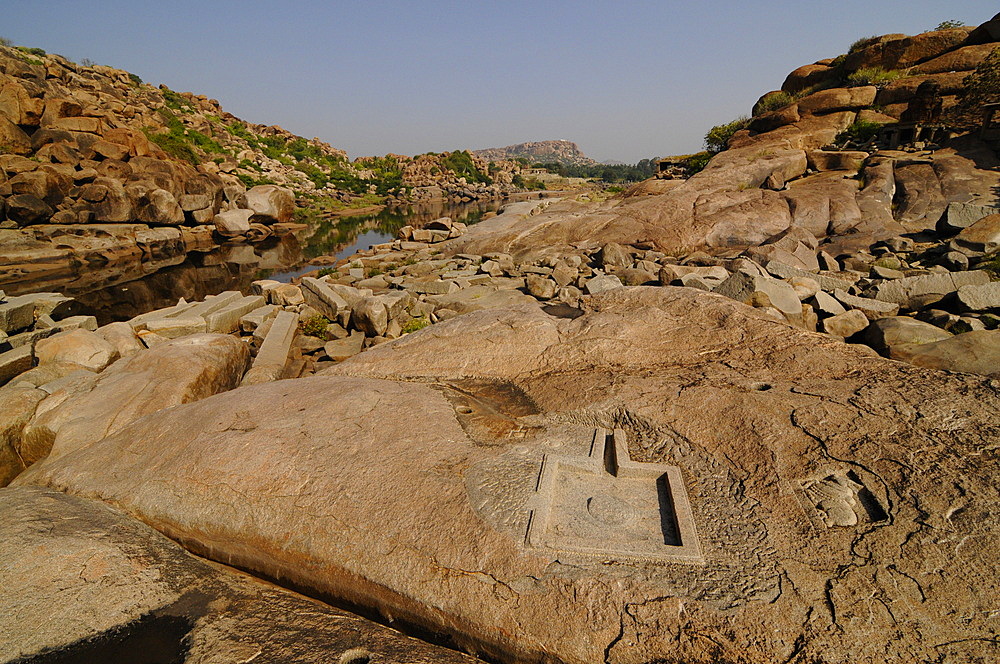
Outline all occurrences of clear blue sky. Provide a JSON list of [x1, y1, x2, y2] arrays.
[[6, 1, 998, 162]]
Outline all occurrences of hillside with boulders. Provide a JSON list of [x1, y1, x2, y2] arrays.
[[0, 43, 527, 293], [473, 139, 597, 166]]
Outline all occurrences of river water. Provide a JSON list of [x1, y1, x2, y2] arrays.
[[67, 197, 518, 324]]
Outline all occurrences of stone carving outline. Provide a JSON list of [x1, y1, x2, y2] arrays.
[[525, 428, 703, 564]]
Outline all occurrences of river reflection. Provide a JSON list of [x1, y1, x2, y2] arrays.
[[68, 197, 522, 324]]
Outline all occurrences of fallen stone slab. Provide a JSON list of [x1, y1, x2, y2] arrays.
[[205, 295, 266, 334], [0, 486, 479, 664], [834, 288, 900, 319], [301, 277, 349, 319], [126, 299, 191, 329], [144, 316, 208, 339], [0, 345, 33, 386], [939, 201, 999, 233], [241, 310, 297, 386], [873, 271, 991, 306], [182, 290, 244, 320], [323, 331, 365, 362], [0, 295, 37, 334], [240, 304, 279, 333], [764, 260, 855, 292]]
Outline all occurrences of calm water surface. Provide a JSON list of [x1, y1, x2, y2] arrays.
[[66, 198, 519, 324]]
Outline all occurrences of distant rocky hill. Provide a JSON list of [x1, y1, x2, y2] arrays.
[[473, 140, 596, 166]]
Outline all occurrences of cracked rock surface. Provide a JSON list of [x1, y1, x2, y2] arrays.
[[14, 287, 1000, 664]]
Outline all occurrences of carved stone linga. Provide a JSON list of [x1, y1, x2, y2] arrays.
[[525, 428, 703, 564]]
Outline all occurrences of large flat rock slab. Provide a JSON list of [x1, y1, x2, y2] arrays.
[[15, 287, 1000, 664], [0, 486, 477, 664]]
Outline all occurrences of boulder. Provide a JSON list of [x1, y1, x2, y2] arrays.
[[351, 297, 388, 337], [5, 194, 53, 225], [598, 242, 632, 268], [213, 209, 252, 237], [95, 322, 145, 358], [861, 316, 953, 357], [0, 486, 479, 664], [796, 86, 876, 115], [714, 271, 801, 316], [820, 309, 869, 338], [20, 334, 249, 470], [324, 331, 365, 362], [526, 274, 557, 299], [584, 274, 624, 295], [954, 214, 1000, 253], [893, 330, 1000, 377], [833, 289, 900, 319], [781, 63, 835, 94], [843, 29, 971, 72], [955, 282, 1000, 312], [873, 271, 991, 307], [244, 185, 294, 224], [0, 385, 46, 485], [15, 287, 1000, 664], [34, 329, 118, 372]]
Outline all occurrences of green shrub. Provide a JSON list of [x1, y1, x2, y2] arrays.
[[317, 267, 337, 277], [17, 46, 46, 57], [935, 20, 966, 30], [0, 37, 11, 48], [754, 91, 795, 116], [684, 151, 713, 175], [440, 150, 492, 184], [849, 36, 880, 53], [835, 119, 884, 145], [128, 72, 143, 86], [847, 67, 903, 87], [300, 315, 334, 340], [512, 174, 546, 191], [704, 116, 750, 153], [952, 46, 1000, 122], [401, 317, 430, 334]]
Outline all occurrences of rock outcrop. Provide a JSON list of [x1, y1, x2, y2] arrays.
[[15, 287, 1000, 664], [473, 139, 597, 167]]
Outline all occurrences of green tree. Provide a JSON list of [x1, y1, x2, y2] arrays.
[[704, 117, 750, 153], [935, 20, 966, 30], [951, 46, 1000, 124]]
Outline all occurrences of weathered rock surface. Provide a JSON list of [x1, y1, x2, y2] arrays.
[[0, 486, 478, 664], [892, 329, 1000, 377], [17, 333, 249, 478], [18, 288, 1000, 664]]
